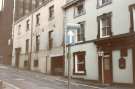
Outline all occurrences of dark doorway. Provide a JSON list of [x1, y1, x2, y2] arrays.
[[15, 48, 21, 68], [51, 56, 64, 75]]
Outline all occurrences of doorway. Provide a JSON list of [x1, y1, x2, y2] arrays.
[[98, 52, 112, 84], [51, 56, 64, 75], [15, 48, 21, 68]]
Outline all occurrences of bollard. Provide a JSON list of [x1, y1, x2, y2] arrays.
[[0, 80, 3, 89]]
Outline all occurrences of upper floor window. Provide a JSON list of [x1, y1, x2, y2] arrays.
[[129, 4, 135, 32], [36, 13, 40, 25], [18, 25, 21, 35], [49, 5, 54, 20], [97, 0, 112, 8], [73, 51, 86, 75], [48, 30, 53, 50], [97, 12, 112, 38], [74, 0, 85, 18], [77, 22, 85, 42], [25, 39, 29, 54], [26, 19, 30, 31], [36, 35, 40, 52]]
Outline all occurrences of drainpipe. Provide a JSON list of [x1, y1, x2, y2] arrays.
[[29, 14, 34, 70]]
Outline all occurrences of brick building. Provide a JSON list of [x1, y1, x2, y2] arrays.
[[0, 0, 14, 64]]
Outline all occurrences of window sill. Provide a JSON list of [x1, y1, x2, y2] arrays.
[[97, 1, 112, 9], [73, 72, 86, 75]]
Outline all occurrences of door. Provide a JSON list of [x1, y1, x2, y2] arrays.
[[15, 48, 21, 68], [51, 56, 64, 75], [103, 52, 112, 84]]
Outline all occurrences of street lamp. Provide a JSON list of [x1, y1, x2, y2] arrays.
[[65, 23, 80, 89], [97, 49, 104, 84]]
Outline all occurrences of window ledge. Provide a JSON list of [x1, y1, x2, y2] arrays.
[[73, 72, 86, 75], [97, 1, 112, 9]]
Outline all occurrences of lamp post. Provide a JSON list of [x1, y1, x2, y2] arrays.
[[97, 50, 104, 84], [65, 23, 80, 89]]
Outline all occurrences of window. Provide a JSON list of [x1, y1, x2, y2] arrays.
[[97, 13, 112, 38], [73, 51, 86, 75], [24, 60, 28, 67], [25, 39, 29, 54], [101, 18, 111, 37], [48, 31, 53, 49], [77, 22, 85, 42], [34, 59, 38, 67], [18, 25, 21, 35], [36, 35, 40, 52], [36, 13, 40, 25], [49, 5, 54, 20], [97, 0, 112, 8], [74, 0, 85, 17], [26, 20, 30, 31]]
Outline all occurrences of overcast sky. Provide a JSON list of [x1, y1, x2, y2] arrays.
[[0, 0, 3, 11]]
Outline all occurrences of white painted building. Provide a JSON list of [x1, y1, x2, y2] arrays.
[[64, 0, 135, 84], [12, 0, 66, 75]]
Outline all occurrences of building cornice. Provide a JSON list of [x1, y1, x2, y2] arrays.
[[63, 0, 80, 9], [14, 0, 53, 25]]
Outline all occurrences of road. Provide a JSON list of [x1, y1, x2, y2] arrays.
[[0, 65, 102, 89]]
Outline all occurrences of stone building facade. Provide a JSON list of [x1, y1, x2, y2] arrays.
[[12, 0, 65, 75], [64, 0, 135, 84]]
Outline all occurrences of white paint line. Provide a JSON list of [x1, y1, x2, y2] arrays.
[[14, 78, 25, 81], [43, 78, 104, 89], [4, 82, 20, 89]]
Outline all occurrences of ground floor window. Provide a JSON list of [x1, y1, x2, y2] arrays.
[[73, 51, 86, 75], [34, 59, 39, 67]]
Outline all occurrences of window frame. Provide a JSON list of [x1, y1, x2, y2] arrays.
[[129, 4, 135, 32], [97, 12, 112, 38], [26, 19, 30, 31], [48, 30, 53, 50], [77, 21, 85, 42], [36, 13, 40, 26], [25, 39, 29, 54], [49, 5, 54, 20], [74, 0, 86, 18], [97, 0, 112, 9], [36, 35, 40, 52], [73, 51, 86, 75]]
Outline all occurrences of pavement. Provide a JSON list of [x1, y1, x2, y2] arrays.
[[0, 64, 134, 89]]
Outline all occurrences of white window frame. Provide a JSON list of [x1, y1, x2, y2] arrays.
[[74, 52, 85, 74], [133, 8, 135, 31], [74, 0, 85, 17], [97, 0, 112, 8], [100, 18, 111, 38]]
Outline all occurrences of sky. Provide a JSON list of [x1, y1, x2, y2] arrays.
[[0, 0, 3, 11]]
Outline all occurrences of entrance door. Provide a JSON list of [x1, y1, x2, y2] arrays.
[[15, 48, 21, 68], [103, 53, 112, 84], [51, 56, 64, 75]]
